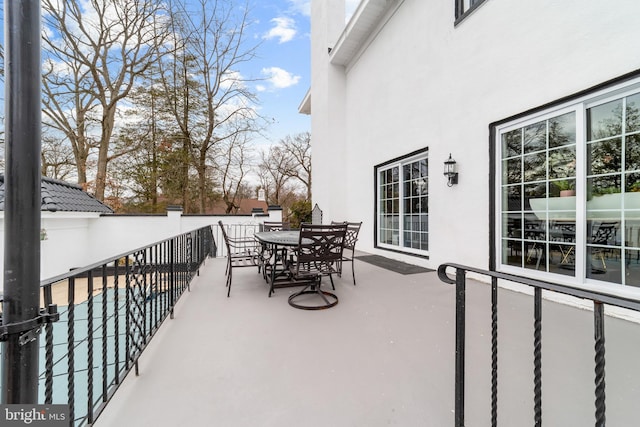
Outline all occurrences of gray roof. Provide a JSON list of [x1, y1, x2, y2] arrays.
[[0, 175, 114, 214]]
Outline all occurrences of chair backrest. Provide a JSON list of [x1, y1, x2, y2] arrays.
[[297, 223, 347, 265], [591, 221, 619, 245], [331, 221, 362, 251], [263, 221, 290, 231], [218, 220, 231, 251]]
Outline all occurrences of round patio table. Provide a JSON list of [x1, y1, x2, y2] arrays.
[[254, 230, 302, 246], [254, 231, 308, 297]]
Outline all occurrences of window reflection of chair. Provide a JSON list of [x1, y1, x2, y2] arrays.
[[550, 222, 576, 267], [525, 241, 544, 270], [559, 245, 574, 265], [590, 221, 619, 271], [287, 223, 347, 310]]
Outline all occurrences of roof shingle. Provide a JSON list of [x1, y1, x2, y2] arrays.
[[0, 175, 113, 214]]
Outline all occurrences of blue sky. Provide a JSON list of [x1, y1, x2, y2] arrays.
[[245, 0, 359, 148], [246, 0, 313, 148], [0, 0, 360, 153]]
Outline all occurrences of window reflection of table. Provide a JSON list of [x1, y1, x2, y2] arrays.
[[517, 223, 576, 270], [254, 231, 313, 296]]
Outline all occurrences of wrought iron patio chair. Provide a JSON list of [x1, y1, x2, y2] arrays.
[[218, 220, 260, 297], [287, 223, 347, 310], [331, 221, 362, 285]]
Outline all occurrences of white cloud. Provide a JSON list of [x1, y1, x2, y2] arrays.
[[261, 67, 301, 90], [287, 0, 311, 16], [220, 70, 246, 90], [264, 17, 297, 44]]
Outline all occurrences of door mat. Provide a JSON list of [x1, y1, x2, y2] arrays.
[[356, 255, 433, 275]]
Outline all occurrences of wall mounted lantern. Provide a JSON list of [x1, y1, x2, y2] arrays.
[[443, 153, 458, 187]]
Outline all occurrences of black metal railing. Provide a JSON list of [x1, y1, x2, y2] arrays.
[[438, 263, 640, 427], [0, 226, 216, 426]]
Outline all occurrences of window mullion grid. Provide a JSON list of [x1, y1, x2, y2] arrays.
[[575, 105, 587, 282], [621, 97, 628, 282], [544, 120, 550, 273], [399, 162, 405, 249]]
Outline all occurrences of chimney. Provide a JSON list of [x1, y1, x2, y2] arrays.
[[258, 189, 266, 201]]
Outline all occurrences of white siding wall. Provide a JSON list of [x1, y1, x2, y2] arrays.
[[310, 0, 640, 269]]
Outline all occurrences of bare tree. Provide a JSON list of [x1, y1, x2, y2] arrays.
[[41, 53, 99, 185], [158, 0, 262, 213], [258, 144, 296, 206], [41, 132, 76, 180], [258, 132, 312, 204], [215, 132, 252, 213], [280, 132, 312, 201], [42, 0, 171, 200]]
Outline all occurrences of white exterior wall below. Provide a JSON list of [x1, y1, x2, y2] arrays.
[[310, 0, 640, 273]]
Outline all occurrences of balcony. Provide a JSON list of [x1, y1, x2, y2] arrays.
[[90, 250, 640, 426]]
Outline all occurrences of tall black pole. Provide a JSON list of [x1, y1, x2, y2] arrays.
[[2, 0, 42, 403]]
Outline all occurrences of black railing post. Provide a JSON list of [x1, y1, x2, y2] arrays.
[[491, 277, 498, 427], [1, 0, 42, 404], [169, 239, 175, 319], [113, 261, 121, 384], [437, 262, 640, 427], [43, 286, 54, 404], [101, 265, 109, 402], [594, 301, 606, 427], [87, 271, 95, 424], [67, 278, 76, 424], [534, 287, 542, 427], [125, 257, 131, 371], [455, 267, 466, 427]]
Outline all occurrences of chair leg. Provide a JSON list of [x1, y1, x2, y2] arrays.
[[329, 274, 335, 290], [600, 252, 607, 270], [351, 258, 356, 286], [227, 267, 232, 297]]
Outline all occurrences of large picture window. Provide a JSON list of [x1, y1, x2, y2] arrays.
[[496, 77, 640, 290], [376, 149, 429, 255]]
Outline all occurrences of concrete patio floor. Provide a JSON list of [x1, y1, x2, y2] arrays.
[[93, 254, 640, 426]]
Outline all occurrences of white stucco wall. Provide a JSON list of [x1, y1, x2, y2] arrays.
[[310, 0, 640, 271], [310, 0, 348, 221]]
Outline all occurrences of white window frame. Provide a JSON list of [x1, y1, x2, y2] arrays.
[[494, 76, 640, 297]]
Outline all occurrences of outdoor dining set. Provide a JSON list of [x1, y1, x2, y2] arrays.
[[218, 220, 362, 310]]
